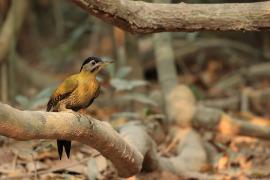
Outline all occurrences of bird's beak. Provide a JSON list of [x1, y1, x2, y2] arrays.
[[100, 59, 114, 68], [94, 59, 114, 74], [103, 59, 114, 65]]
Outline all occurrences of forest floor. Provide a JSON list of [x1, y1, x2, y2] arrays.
[[2, 56, 270, 179]]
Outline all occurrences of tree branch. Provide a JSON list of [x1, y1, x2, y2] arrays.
[[213, 62, 270, 91], [193, 106, 270, 140], [0, 102, 210, 178], [0, 102, 142, 177], [71, 0, 270, 33], [2, 100, 270, 177]]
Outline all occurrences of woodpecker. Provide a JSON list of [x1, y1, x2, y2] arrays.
[[46, 56, 112, 160]]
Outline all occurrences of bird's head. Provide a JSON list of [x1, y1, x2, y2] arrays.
[[80, 56, 113, 74]]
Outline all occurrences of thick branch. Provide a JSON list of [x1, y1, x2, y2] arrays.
[[0, 102, 209, 178], [121, 123, 208, 176], [0, 102, 142, 177], [72, 0, 270, 33]]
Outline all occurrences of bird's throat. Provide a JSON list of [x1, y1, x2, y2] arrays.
[[80, 70, 97, 79]]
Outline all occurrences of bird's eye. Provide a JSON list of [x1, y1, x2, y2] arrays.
[[91, 60, 96, 65]]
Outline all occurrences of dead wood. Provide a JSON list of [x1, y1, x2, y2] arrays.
[[200, 96, 240, 111], [72, 0, 270, 33], [200, 88, 270, 111], [193, 106, 270, 140], [213, 62, 270, 91]]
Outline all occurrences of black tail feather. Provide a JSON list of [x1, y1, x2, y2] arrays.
[[57, 140, 71, 160]]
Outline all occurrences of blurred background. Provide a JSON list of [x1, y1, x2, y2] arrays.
[[1, 0, 270, 179]]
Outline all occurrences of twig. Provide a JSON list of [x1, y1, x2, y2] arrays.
[[31, 153, 37, 180], [12, 153, 18, 171], [193, 106, 270, 140], [0, 63, 8, 102], [241, 88, 251, 113], [200, 87, 270, 111], [213, 62, 270, 90]]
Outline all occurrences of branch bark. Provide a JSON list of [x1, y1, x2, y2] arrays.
[[72, 0, 270, 33], [0, 102, 142, 177], [0, 101, 217, 179], [0, 102, 207, 178]]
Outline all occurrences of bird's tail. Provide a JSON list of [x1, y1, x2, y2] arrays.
[[57, 140, 71, 160]]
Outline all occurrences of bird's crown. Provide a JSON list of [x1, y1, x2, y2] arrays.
[[80, 56, 102, 72]]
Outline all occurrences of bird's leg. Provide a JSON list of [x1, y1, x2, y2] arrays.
[[58, 103, 81, 120]]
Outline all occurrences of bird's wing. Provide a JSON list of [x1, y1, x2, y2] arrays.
[[87, 83, 100, 107], [46, 76, 79, 111]]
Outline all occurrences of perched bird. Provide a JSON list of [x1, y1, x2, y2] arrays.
[[46, 56, 112, 160]]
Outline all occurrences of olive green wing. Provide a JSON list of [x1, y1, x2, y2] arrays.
[[47, 76, 79, 111]]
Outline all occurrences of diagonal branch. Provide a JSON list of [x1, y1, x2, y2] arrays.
[[0, 102, 210, 178], [0, 101, 213, 179], [71, 0, 270, 33], [0, 102, 142, 177]]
